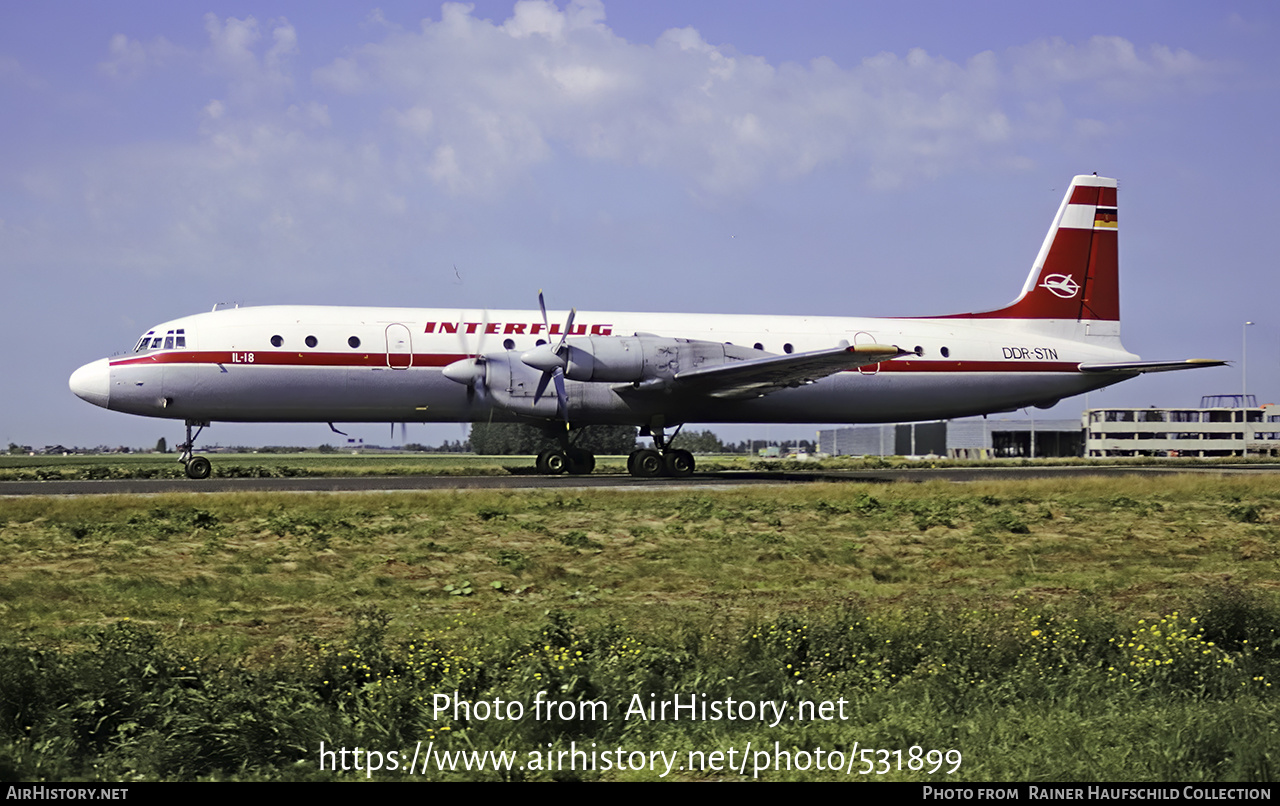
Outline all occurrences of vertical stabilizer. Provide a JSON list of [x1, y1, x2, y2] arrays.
[[948, 175, 1119, 321]]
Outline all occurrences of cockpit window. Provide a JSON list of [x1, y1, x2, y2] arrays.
[[133, 328, 187, 352]]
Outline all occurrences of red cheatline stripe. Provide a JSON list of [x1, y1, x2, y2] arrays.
[[111, 351, 1082, 374], [878, 360, 1080, 373], [111, 351, 464, 368]]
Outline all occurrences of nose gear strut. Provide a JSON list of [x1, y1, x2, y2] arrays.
[[178, 420, 212, 479]]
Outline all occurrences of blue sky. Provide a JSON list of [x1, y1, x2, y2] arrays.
[[4, 1, 1277, 449]]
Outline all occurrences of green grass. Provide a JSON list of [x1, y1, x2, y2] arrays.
[[5, 450, 1277, 481], [0, 452, 541, 480], [0, 476, 1277, 780]]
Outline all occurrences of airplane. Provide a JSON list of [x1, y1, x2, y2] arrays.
[[69, 174, 1224, 480]]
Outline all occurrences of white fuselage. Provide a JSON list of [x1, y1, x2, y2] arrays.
[[69, 303, 1137, 428]]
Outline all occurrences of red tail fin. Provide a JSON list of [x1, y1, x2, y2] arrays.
[[949, 175, 1119, 321]]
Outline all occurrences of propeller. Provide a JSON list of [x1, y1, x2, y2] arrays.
[[521, 290, 574, 425], [441, 311, 491, 406]]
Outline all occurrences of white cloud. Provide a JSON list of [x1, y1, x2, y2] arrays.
[[99, 34, 147, 80], [97, 34, 183, 80], [1009, 36, 1221, 98], [14, 3, 1231, 282], [202, 14, 298, 102], [0, 55, 44, 91], [305, 5, 1221, 194]]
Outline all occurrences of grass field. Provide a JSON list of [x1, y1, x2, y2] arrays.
[[4, 450, 1277, 481], [1, 475, 1277, 780], [0, 452, 535, 480]]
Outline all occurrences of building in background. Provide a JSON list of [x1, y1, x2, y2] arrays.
[[818, 394, 1280, 460], [1084, 395, 1279, 458], [817, 418, 1083, 459]]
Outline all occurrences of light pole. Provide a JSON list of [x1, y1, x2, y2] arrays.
[[1243, 321, 1254, 406]]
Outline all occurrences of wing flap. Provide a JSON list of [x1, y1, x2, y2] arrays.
[[659, 343, 910, 400]]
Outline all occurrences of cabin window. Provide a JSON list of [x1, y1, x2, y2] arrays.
[[914, 345, 923, 355], [940, 346, 950, 358], [271, 335, 283, 347], [753, 343, 764, 351], [783, 343, 794, 354], [503, 338, 515, 350], [348, 336, 361, 349], [305, 335, 318, 348]]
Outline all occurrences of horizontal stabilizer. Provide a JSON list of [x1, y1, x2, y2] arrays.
[[1078, 359, 1228, 375]]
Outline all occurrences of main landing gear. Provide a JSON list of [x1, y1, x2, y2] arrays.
[[531, 422, 694, 478], [535, 446, 596, 476], [626, 423, 694, 478], [178, 420, 212, 480]]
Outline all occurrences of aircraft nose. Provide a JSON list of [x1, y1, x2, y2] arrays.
[[69, 358, 111, 409]]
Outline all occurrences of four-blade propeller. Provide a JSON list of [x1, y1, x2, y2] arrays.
[[440, 294, 576, 425], [440, 311, 490, 406], [521, 290, 575, 425]]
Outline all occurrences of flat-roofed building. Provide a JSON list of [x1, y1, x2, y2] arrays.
[[818, 418, 1083, 459], [1085, 399, 1280, 458]]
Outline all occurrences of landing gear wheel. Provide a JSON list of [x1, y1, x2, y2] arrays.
[[664, 449, 695, 477], [628, 448, 664, 478], [566, 448, 595, 475], [536, 449, 568, 475], [184, 456, 212, 480]]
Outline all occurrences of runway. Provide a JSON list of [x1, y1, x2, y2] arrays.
[[3, 463, 1276, 496]]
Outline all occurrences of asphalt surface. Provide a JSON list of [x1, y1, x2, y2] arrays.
[[2, 464, 1276, 496]]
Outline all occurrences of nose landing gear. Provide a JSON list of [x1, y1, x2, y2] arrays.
[[178, 420, 212, 479]]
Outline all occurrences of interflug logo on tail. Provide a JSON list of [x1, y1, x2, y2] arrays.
[[1040, 273, 1080, 299]]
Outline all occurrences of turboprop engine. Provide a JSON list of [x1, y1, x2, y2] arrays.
[[443, 335, 771, 419], [521, 335, 763, 384]]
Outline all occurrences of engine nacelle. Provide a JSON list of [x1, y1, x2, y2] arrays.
[[444, 337, 772, 420], [524, 336, 765, 385]]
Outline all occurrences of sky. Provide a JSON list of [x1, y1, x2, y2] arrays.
[[4, 0, 1278, 450]]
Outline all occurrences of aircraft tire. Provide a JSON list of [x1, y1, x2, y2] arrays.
[[566, 448, 595, 475], [185, 456, 212, 480], [664, 449, 695, 477], [536, 449, 568, 475], [629, 448, 664, 478]]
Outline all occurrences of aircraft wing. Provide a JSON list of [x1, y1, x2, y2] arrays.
[[1078, 359, 1228, 375], [637, 343, 911, 400]]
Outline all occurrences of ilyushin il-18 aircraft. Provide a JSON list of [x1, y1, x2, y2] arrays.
[[70, 175, 1224, 479]]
